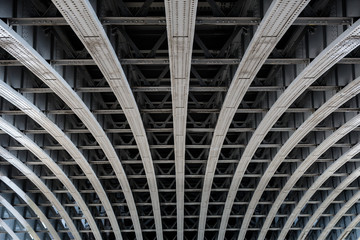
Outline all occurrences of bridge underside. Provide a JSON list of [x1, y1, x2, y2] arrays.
[[1, 0, 360, 240]]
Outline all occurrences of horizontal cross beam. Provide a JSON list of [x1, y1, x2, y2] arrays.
[[7, 17, 353, 26]]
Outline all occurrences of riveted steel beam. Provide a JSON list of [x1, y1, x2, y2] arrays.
[[6, 17, 353, 26]]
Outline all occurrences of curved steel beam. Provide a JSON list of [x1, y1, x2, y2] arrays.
[[258, 116, 360, 240], [0, 173, 60, 240], [295, 144, 360, 240], [337, 214, 360, 240], [0, 146, 81, 239], [0, 195, 40, 240], [0, 19, 140, 239], [280, 140, 360, 239], [0, 218, 20, 240], [238, 76, 360, 240], [196, 1, 311, 238], [0, 79, 122, 239], [49, 1, 160, 238], [0, 116, 101, 239], [318, 190, 360, 240], [164, 1, 197, 239], [218, 18, 360, 240]]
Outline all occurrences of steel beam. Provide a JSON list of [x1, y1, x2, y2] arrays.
[[0, 18, 140, 240], [6, 17, 353, 26], [318, 190, 360, 240], [258, 122, 360, 240], [165, 1, 197, 238], [234, 77, 360, 240], [0, 195, 39, 240], [197, 1, 312, 239], [337, 214, 360, 240], [0, 147, 81, 239], [0, 117, 100, 239], [3, 107, 360, 116], [2, 199, 358, 207], [1, 126, 357, 135], [252, 19, 360, 240], [0, 80, 126, 240], [0, 58, 312, 66], [13, 85, 342, 93], [6, 158, 359, 166], [0, 218, 20, 240], [285, 147, 360, 240], [0, 174, 60, 240], [1, 57, 359, 66], [1, 142, 356, 151], [5, 172, 354, 181], [50, 1, 161, 239], [2, 226, 357, 233]]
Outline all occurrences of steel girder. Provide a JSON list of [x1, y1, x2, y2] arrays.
[[49, 1, 163, 238], [252, 18, 360, 240], [0, 147, 81, 239], [1, 0, 360, 240], [196, 1, 312, 238], [0, 173, 60, 240], [164, 1, 197, 239], [0, 195, 39, 240], [0, 116, 98, 237], [0, 218, 21, 240]]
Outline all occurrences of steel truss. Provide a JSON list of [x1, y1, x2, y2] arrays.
[[1, 0, 360, 240]]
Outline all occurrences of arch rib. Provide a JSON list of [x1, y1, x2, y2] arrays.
[[196, 1, 311, 239], [251, 19, 360, 240], [0, 146, 81, 240], [278, 118, 360, 237], [164, 1, 198, 239], [236, 76, 360, 240], [258, 117, 360, 240], [207, 18, 360, 240], [0, 195, 40, 240], [50, 1, 161, 238], [337, 214, 360, 240], [295, 143, 360, 240], [0, 78, 123, 239], [0, 18, 141, 239], [0, 173, 60, 240], [0, 116, 101, 239], [0, 218, 20, 240], [281, 139, 360, 239], [318, 190, 360, 240]]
